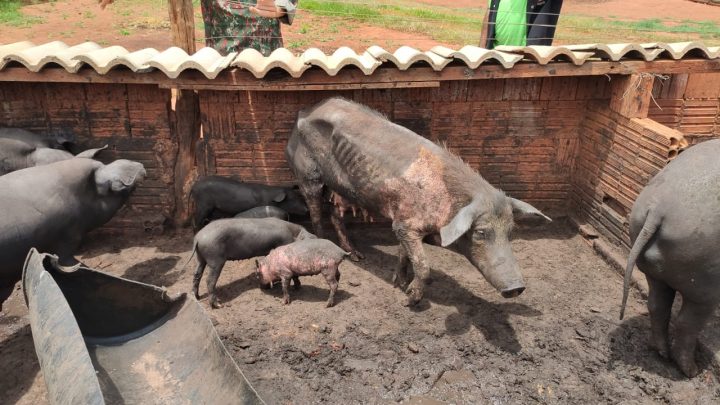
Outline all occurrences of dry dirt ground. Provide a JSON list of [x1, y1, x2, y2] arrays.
[[2, 220, 720, 404], [3, 0, 720, 52]]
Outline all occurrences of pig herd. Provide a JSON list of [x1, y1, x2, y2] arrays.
[[1, 96, 718, 379]]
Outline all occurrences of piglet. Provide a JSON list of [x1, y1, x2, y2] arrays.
[[255, 238, 350, 307]]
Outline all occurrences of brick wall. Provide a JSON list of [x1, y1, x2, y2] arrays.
[[650, 72, 720, 145], [1, 72, 717, 237], [571, 102, 685, 247], [0, 82, 175, 233], [198, 76, 612, 218]]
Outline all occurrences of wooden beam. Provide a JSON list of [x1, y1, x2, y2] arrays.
[[0, 59, 718, 87], [158, 81, 441, 91], [172, 89, 199, 227], [167, 0, 198, 226]]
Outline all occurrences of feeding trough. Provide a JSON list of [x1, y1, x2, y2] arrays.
[[22, 248, 264, 405]]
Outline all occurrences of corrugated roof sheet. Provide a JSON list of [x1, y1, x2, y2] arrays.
[[0, 41, 718, 79]]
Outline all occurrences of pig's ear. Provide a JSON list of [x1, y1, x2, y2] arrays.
[[272, 191, 287, 203], [94, 159, 146, 195], [440, 199, 482, 247], [510, 198, 552, 223]]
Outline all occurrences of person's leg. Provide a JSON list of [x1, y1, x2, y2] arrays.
[[526, 0, 564, 46]]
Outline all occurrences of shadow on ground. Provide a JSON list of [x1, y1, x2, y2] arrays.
[[0, 325, 39, 404]]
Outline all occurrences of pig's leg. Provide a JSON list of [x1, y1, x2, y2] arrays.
[[392, 248, 410, 290], [205, 260, 226, 309], [393, 222, 428, 306], [281, 276, 292, 305], [324, 267, 340, 307], [330, 202, 364, 261], [292, 275, 301, 290], [192, 255, 207, 300], [192, 203, 213, 232], [646, 276, 675, 358], [671, 298, 715, 377], [53, 234, 83, 267], [299, 181, 325, 238]]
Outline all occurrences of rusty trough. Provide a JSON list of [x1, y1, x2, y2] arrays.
[[21, 248, 264, 405]]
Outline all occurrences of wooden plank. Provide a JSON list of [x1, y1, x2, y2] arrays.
[[684, 72, 720, 99], [1, 59, 719, 87], [609, 73, 654, 118], [161, 81, 442, 91]]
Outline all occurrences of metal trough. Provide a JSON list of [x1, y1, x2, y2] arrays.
[[22, 248, 264, 405]]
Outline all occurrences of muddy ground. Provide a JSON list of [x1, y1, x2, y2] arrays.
[[2, 220, 720, 404]]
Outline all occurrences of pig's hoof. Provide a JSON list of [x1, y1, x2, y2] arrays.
[[326, 300, 335, 308], [283, 297, 290, 305], [649, 339, 670, 359], [211, 300, 223, 309], [349, 251, 365, 261], [404, 288, 423, 307], [391, 273, 403, 288], [673, 350, 699, 377]]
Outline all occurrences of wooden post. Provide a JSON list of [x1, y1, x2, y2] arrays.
[[609, 73, 654, 119], [168, 0, 199, 226], [168, 0, 196, 54]]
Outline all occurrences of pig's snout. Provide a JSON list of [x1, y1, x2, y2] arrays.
[[500, 285, 525, 299]]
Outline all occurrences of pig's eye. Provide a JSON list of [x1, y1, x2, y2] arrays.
[[473, 229, 487, 240]]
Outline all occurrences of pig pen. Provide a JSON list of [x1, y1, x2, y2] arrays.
[[1, 42, 720, 403], [3, 221, 720, 404]]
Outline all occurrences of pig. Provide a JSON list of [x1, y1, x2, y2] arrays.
[[0, 127, 69, 149], [0, 128, 106, 176], [189, 175, 309, 231], [234, 205, 290, 221], [0, 158, 145, 310], [620, 139, 720, 377], [255, 238, 350, 307], [285, 97, 551, 306], [188, 217, 316, 308]]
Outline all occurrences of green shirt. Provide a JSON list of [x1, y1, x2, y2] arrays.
[[201, 0, 297, 56], [490, 0, 527, 47]]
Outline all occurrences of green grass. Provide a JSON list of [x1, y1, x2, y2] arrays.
[[0, 0, 44, 27], [554, 15, 720, 44], [301, 0, 485, 45], [287, 38, 310, 50], [298, 1, 720, 46]]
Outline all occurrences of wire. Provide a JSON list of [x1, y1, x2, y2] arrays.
[[210, 2, 720, 35], [223, 0, 563, 17]]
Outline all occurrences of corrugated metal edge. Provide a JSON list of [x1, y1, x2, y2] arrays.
[[1, 41, 718, 78], [73, 46, 160, 74], [1, 41, 102, 73], [566, 43, 664, 62], [429, 45, 522, 69], [642, 41, 720, 60], [231, 47, 308, 78], [367, 45, 452, 71], [301, 47, 381, 76], [0, 41, 36, 70], [494, 45, 595, 66], [147, 47, 236, 79]]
